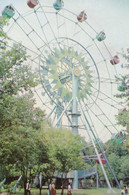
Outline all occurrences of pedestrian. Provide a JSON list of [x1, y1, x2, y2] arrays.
[[67, 182, 72, 195], [124, 186, 128, 194], [51, 182, 56, 195], [121, 187, 125, 195], [26, 180, 31, 195], [48, 181, 52, 195]]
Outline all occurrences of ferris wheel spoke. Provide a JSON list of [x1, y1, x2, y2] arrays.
[[58, 12, 76, 25], [37, 3, 61, 49], [34, 89, 53, 111], [93, 76, 117, 83], [12, 18, 47, 59], [33, 11, 54, 53], [92, 76, 116, 84], [56, 12, 60, 38], [92, 85, 122, 106], [91, 96, 119, 110], [56, 12, 67, 40], [93, 41, 112, 80], [83, 100, 115, 135], [77, 23, 93, 40], [73, 30, 81, 37], [85, 21, 98, 34], [103, 41, 118, 75], [87, 94, 119, 133], [14, 8, 53, 54], [80, 102, 102, 140]]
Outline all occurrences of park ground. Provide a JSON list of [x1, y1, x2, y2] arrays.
[[0, 188, 121, 195]]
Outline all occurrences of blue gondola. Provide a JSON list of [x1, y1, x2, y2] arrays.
[[53, 0, 64, 11], [2, 5, 15, 19], [96, 31, 106, 42]]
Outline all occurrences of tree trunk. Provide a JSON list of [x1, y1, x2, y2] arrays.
[[39, 187, 42, 195], [61, 173, 68, 195], [61, 187, 64, 195], [23, 173, 27, 195], [61, 174, 64, 195]]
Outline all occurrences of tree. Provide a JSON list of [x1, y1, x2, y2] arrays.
[[102, 140, 129, 185], [115, 75, 129, 132], [0, 16, 46, 194], [0, 94, 47, 194], [115, 49, 129, 133], [115, 49, 129, 151], [44, 127, 86, 195]]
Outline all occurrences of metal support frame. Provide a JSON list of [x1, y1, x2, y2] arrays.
[[77, 99, 116, 194], [53, 69, 120, 192], [71, 70, 79, 189]]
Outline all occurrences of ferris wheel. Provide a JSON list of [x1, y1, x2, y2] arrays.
[[1, 0, 123, 191]]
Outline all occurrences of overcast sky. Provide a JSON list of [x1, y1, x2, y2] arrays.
[[1, 0, 129, 51]]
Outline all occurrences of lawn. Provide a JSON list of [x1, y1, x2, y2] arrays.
[[0, 188, 121, 195]]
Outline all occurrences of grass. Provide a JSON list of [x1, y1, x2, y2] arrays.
[[0, 188, 121, 195]]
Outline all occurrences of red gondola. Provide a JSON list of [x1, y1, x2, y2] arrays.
[[27, 0, 38, 8], [96, 153, 107, 164], [110, 55, 119, 65], [77, 11, 87, 22]]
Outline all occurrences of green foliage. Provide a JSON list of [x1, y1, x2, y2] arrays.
[[102, 140, 129, 182], [0, 43, 39, 96], [44, 127, 86, 174], [116, 109, 129, 131], [0, 17, 46, 194], [0, 16, 9, 50], [0, 93, 45, 132], [115, 71, 129, 133]]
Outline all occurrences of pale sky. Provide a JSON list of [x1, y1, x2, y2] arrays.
[[0, 0, 129, 142], [1, 0, 129, 50]]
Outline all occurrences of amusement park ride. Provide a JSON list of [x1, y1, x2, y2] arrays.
[[1, 0, 126, 193]]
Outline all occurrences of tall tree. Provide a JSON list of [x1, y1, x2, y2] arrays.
[[44, 127, 86, 195], [0, 16, 46, 194]]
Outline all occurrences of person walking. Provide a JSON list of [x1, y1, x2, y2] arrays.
[[51, 182, 56, 195], [48, 181, 52, 195], [67, 183, 72, 195], [121, 187, 125, 195], [124, 186, 128, 194]]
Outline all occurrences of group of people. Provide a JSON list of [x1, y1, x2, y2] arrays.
[[121, 186, 128, 195], [26, 179, 72, 195], [48, 182, 72, 195], [26, 180, 129, 195], [48, 182, 56, 195]]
